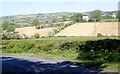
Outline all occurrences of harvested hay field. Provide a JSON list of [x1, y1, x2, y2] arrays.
[[55, 22, 119, 36], [15, 26, 57, 37]]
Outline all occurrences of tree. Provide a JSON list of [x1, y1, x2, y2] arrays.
[[7, 25, 15, 32], [108, 12, 113, 19], [62, 16, 67, 21], [2, 21, 10, 30], [32, 19, 40, 26], [91, 10, 102, 22], [116, 10, 120, 22], [73, 13, 83, 22]]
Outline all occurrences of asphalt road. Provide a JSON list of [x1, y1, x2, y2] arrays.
[[0, 56, 119, 74]]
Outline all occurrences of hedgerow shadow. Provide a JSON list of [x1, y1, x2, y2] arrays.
[[76, 39, 120, 72]]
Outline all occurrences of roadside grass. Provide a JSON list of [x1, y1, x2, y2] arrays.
[[1, 49, 78, 60], [1, 51, 119, 71], [1, 36, 120, 71], [104, 63, 119, 71]]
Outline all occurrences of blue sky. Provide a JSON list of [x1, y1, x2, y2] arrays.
[[0, 1, 119, 16]]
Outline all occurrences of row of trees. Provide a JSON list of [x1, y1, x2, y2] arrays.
[[73, 10, 102, 22], [73, 10, 118, 23]]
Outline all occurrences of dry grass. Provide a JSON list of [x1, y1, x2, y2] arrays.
[[15, 22, 119, 37], [15, 26, 58, 37], [55, 22, 119, 36]]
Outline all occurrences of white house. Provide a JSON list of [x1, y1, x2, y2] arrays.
[[83, 15, 90, 22], [112, 13, 117, 19]]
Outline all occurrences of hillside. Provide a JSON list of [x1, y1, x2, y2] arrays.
[[1, 11, 117, 23], [55, 22, 119, 36], [1, 12, 75, 23]]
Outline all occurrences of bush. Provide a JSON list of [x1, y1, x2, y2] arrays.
[[58, 41, 80, 50], [2, 39, 120, 62], [2, 21, 10, 30], [1, 32, 27, 40], [97, 33, 103, 37], [77, 39, 120, 62], [33, 33, 40, 39], [7, 25, 15, 32]]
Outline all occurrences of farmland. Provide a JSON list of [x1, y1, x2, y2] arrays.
[[1, 2, 120, 73], [12, 22, 120, 38], [55, 22, 119, 36]]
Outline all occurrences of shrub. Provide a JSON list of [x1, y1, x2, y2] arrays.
[[97, 33, 103, 37], [7, 25, 15, 32], [33, 33, 40, 39], [2, 39, 120, 62], [77, 39, 120, 62], [1, 32, 25, 40], [2, 21, 10, 30]]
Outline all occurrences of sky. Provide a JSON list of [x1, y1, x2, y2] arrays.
[[0, 0, 119, 16]]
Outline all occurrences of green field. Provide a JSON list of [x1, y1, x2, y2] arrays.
[[4, 36, 119, 41]]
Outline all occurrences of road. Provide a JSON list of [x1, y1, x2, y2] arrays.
[[0, 56, 119, 74]]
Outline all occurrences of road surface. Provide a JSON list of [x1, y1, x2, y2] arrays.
[[0, 55, 119, 74]]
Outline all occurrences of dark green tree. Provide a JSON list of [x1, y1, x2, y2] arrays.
[[32, 19, 40, 26], [62, 16, 67, 21], [116, 10, 120, 22], [91, 10, 102, 22], [73, 13, 83, 22], [2, 21, 10, 30], [7, 25, 15, 32]]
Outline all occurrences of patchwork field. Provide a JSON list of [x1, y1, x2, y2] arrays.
[[15, 22, 119, 37]]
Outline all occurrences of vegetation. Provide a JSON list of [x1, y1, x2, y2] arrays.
[[1, 37, 120, 70], [117, 10, 120, 22], [33, 33, 40, 39], [2, 37, 120, 60], [61, 16, 67, 21], [7, 25, 15, 32], [101, 19, 118, 22], [73, 13, 83, 22], [2, 21, 16, 32], [2, 21, 10, 30], [91, 10, 102, 22], [32, 19, 40, 29], [1, 32, 28, 40]]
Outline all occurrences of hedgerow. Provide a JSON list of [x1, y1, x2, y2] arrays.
[[2, 39, 120, 62]]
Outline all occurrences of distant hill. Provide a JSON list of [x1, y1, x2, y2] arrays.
[[0, 12, 75, 23], [0, 11, 118, 23]]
